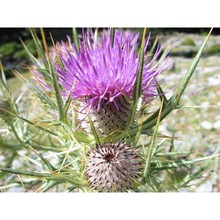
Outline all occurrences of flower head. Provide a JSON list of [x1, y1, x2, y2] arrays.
[[86, 142, 142, 192], [54, 29, 170, 110], [32, 29, 171, 134]]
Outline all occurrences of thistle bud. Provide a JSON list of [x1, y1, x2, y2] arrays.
[[86, 142, 142, 192]]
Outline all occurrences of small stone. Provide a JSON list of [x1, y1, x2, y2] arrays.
[[12, 160, 21, 169], [200, 121, 212, 130], [200, 102, 210, 107], [208, 75, 220, 86], [213, 120, 220, 130]]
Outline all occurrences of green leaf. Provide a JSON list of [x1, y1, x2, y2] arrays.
[[143, 98, 164, 179], [41, 181, 61, 192], [149, 153, 220, 171], [126, 28, 147, 129], [156, 151, 190, 157], [29, 142, 64, 152], [148, 36, 158, 61], [61, 123, 94, 144], [48, 58, 65, 122], [40, 28, 65, 122], [170, 28, 213, 106], [28, 146, 56, 172], [73, 28, 80, 52], [63, 94, 73, 123], [0, 60, 9, 90], [30, 28, 48, 68], [16, 115, 59, 136], [110, 28, 115, 47], [0, 168, 52, 178], [0, 168, 87, 187], [13, 70, 55, 108], [20, 38, 38, 64], [155, 78, 168, 104], [88, 116, 100, 145]]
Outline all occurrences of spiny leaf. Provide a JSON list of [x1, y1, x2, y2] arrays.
[[143, 98, 164, 179], [88, 116, 100, 145], [0, 168, 52, 178], [73, 28, 80, 52], [148, 36, 158, 61], [155, 78, 168, 104], [0, 60, 9, 90], [13, 70, 55, 108], [149, 153, 220, 171], [41, 181, 61, 192], [170, 28, 213, 106], [28, 146, 56, 171], [156, 151, 190, 157], [20, 38, 38, 64], [61, 123, 94, 144], [40, 29, 65, 122], [16, 115, 59, 136], [126, 28, 147, 130], [110, 28, 115, 47], [30, 28, 48, 68], [0, 168, 86, 187]]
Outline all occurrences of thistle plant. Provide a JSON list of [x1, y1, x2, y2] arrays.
[[0, 28, 219, 192]]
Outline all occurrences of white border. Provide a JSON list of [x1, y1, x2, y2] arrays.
[[0, 193, 220, 220], [0, 0, 220, 27]]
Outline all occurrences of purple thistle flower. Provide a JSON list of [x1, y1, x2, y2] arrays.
[[86, 142, 142, 192], [55, 29, 169, 107], [33, 29, 171, 134]]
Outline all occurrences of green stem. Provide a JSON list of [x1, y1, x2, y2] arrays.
[[7, 121, 24, 145], [73, 28, 80, 52]]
